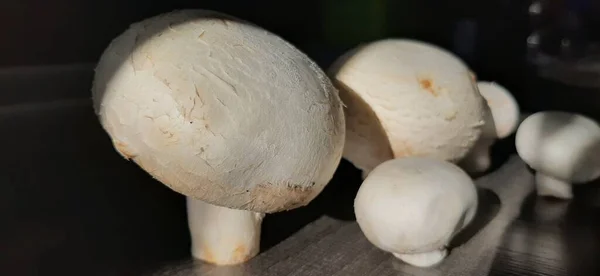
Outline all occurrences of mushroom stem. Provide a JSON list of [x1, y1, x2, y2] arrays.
[[187, 197, 265, 265], [535, 172, 573, 199], [392, 249, 448, 267], [460, 137, 494, 174]]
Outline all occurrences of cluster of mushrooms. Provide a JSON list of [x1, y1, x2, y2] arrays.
[[91, 10, 600, 268]]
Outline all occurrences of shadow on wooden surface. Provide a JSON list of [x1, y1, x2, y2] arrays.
[[450, 188, 501, 249]]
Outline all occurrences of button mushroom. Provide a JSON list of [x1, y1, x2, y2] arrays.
[[92, 10, 345, 265], [515, 111, 600, 199], [354, 157, 478, 267], [328, 39, 486, 179], [459, 81, 520, 173]]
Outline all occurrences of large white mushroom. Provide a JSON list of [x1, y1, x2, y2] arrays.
[[354, 157, 478, 267], [328, 39, 487, 179], [459, 81, 520, 173], [92, 10, 345, 265], [516, 111, 600, 199]]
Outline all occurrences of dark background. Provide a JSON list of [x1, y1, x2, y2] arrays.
[[0, 0, 324, 66], [0, 0, 527, 79], [6, 0, 599, 119]]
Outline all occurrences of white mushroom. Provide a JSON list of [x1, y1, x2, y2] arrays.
[[478, 82, 520, 140], [354, 157, 478, 267], [328, 39, 487, 179], [459, 81, 520, 173], [516, 111, 600, 199], [92, 10, 345, 265]]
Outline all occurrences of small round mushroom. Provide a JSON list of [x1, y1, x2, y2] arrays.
[[92, 10, 345, 265], [460, 81, 520, 173], [328, 39, 487, 179], [354, 157, 478, 267], [516, 111, 600, 199]]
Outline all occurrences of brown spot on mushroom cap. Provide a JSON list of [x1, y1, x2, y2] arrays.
[[113, 140, 137, 159], [231, 245, 249, 263], [419, 78, 438, 97], [198, 248, 215, 264], [247, 182, 318, 212]]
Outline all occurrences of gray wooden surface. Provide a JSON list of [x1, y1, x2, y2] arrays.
[[151, 157, 539, 276]]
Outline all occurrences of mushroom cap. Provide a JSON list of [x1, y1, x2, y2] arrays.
[[477, 81, 520, 139], [329, 39, 486, 173], [516, 111, 600, 183], [92, 10, 345, 213], [354, 157, 478, 255]]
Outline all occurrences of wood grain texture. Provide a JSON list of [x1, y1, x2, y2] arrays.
[[153, 157, 600, 276], [151, 157, 533, 276]]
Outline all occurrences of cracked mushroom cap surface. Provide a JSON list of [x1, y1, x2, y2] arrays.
[[329, 39, 486, 174], [516, 111, 600, 183], [91, 10, 346, 213], [354, 157, 478, 255]]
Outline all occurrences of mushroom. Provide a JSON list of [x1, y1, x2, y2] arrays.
[[91, 10, 345, 265], [354, 157, 478, 267], [515, 111, 600, 199], [328, 39, 487, 179], [459, 81, 520, 173]]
